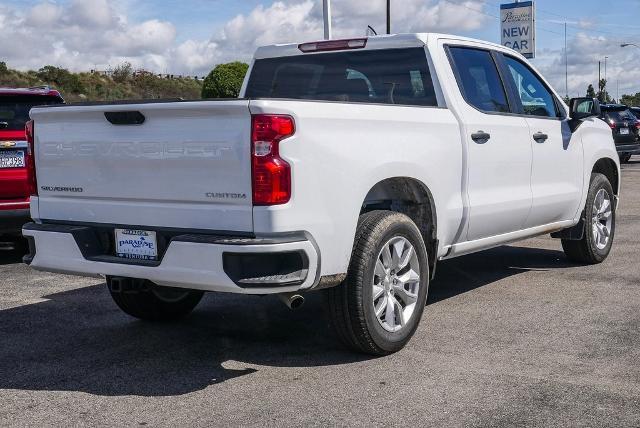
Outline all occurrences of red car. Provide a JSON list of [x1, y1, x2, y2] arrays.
[[0, 87, 63, 237]]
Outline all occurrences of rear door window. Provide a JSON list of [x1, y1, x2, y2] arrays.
[[246, 48, 438, 106], [0, 96, 63, 131], [448, 47, 510, 114]]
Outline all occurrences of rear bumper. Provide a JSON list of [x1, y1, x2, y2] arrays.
[[0, 208, 31, 235], [615, 143, 640, 155], [22, 223, 320, 294]]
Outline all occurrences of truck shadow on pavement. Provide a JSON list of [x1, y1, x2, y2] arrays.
[[0, 244, 575, 397]]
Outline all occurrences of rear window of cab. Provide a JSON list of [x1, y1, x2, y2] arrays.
[[246, 48, 438, 107]]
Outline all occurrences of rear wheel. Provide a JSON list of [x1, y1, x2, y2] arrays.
[[325, 211, 429, 356], [562, 173, 615, 264], [107, 277, 204, 321]]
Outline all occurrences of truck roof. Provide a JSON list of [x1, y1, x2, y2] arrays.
[[254, 33, 519, 59], [0, 86, 62, 98]]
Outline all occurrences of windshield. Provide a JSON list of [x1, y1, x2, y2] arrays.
[[246, 48, 438, 107], [0, 96, 63, 131]]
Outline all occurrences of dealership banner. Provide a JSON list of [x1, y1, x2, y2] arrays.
[[501, 1, 536, 59]]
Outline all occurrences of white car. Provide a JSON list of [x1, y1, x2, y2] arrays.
[[23, 34, 619, 355]]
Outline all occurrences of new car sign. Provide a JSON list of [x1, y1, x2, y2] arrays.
[[501, 1, 536, 59]]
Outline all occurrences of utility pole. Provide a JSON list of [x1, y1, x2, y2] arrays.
[[564, 22, 568, 99], [604, 56, 608, 101], [386, 0, 391, 34], [323, 0, 332, 40]]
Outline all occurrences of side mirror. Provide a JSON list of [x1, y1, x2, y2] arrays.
[[570, 97, 601, 120], [569, 97, 601, 132]]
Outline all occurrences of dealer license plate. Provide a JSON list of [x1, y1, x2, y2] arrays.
[[620, 127, 630, 135], [0, 150, 25, 168], [115, 229, 158, 260]]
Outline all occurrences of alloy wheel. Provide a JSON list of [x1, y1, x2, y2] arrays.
[[372, 236, 421, 332]]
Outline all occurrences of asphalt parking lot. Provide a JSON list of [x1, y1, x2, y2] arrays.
[[1, 160, 639, 427]]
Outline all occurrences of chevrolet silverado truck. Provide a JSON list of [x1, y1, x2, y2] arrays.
[[0, 87, 63, 238], [23, 34, 619, 355]]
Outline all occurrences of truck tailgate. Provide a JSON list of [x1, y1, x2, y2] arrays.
[[30, 100, 253, 232]]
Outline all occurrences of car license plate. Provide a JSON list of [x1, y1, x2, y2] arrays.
[[115, 229, 158, 260], [620, 127, 630, 135], [0, 150, 25, 168]]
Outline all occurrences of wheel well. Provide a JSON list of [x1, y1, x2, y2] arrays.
[[360, 177, 438, 276], [592, 158, 619, 195]]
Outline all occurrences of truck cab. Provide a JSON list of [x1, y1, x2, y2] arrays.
[[0, 87, 63, 237]]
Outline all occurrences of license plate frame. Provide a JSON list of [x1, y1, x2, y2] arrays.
[[115, 229, 158, 261], [0, 150, 25, 168]]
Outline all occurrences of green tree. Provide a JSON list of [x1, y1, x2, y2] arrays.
[[201, 62, 249, 98], [112, 62, 133, 83], [36, 65, 84, 93], [621, 93, 640, 107], [0, 61, 8, 76], [586, 84, 596, 98], [597, 78, 611, 103]]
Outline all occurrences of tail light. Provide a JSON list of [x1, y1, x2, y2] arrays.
[[635, 121, 640, 129], [251, 115, 295, 205], [25, 120, 37, 196]]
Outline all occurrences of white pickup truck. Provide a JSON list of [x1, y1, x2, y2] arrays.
[[23, 34, 619, 355]]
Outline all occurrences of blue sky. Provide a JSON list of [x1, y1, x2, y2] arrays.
[[2, 0, 640, 96]]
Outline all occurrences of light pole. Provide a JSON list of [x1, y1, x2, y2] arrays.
[[564, 22, 568, 99], [323, 0, 332, 40], [387, 0, 391, 34]]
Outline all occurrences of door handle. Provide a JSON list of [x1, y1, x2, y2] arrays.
[[471, 131, 491, 143], [533, 132, 548, 143]]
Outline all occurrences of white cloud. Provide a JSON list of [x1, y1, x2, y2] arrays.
[[25, 2, 63, 28], [0, 0, 494, 76]]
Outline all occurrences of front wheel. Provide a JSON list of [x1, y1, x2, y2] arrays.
[[325, 211, 430, 356], [108, 277, 204, 321], [620, 153, 632, 163], [562, 173, 616, 264]]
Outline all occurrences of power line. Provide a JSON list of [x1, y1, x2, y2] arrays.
[[440, 0, 499, 19]]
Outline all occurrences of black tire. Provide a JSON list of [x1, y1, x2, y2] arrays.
[[325, 210, 430, 356], [620, 153, 632, 164], [108, 277, 204, 321], [562, 173, 616, 264]]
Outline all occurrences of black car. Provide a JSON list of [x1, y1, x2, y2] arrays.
[[599, 104, 640, 163]]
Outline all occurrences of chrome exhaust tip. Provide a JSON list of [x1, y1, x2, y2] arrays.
[[278, 293, 305, 310]]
